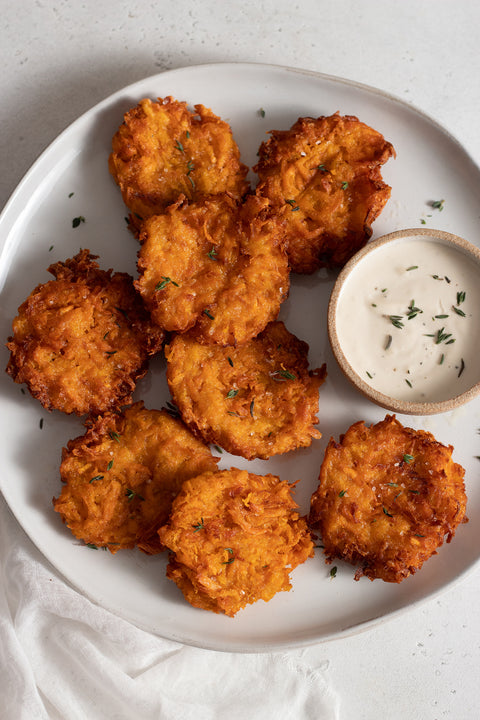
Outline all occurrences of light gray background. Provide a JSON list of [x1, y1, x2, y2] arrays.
[[2, 2, 479, 718]]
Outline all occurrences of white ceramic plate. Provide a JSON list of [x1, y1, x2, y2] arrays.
[[1, 63, 480, 653]]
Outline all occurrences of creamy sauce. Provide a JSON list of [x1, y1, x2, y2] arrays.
[[336, 237, 480, 402]]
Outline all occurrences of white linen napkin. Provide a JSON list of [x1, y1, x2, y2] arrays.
[[0, 496, 339, 720]]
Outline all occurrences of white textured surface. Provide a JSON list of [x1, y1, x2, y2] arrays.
[[2, 2, 480, 718]]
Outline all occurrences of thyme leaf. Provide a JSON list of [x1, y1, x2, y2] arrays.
[[155, 276, 179, 291], [389, 315, 404, 329], [125, 488, 145, 502]]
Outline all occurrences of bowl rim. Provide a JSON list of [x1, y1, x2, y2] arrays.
[[327, 227, 480, 415]]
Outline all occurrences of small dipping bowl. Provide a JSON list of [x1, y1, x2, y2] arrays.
[[328, 228, 480, 415]]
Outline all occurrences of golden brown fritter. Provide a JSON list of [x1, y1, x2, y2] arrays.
[[6, 250, 163, 416], [136, 194, 289, 345], [158, 467, 314, 616], [109, 96, 249, 228], [254, 113, 395, 273], [309, 415, 467, 582], [165, 321, 326, 460], [53, 402, 219, 554]]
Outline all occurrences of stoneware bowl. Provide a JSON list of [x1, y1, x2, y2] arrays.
[[328, 227, 480, 415]]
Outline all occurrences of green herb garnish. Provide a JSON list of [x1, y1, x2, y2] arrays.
[[390, 315, 404, 329], [273, 369, 297, 380], [193, 518, 205, 532], [222, 548, 235, 565], [226, 389, 239, 399], [125, 489, 145, 502], [165, 401, 180, 418], [406, 300, 422, 320], [72, 216, 85, 228], [403, 453, 414, 464], [155, 276, 179, 291]]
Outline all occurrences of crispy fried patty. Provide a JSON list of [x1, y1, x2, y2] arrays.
[[53, 402, 218, 553], [6, 250, 163, 415], [136, 194, 289, 345], [309, 415, 467, 582], [254, 113, 394, 273], [109, 96, 249, 226], [165, 321, 326, 460], [158, 467, 314, 616]]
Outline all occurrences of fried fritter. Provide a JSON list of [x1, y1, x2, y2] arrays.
[[53, 402, 218, 553], [158, 467, 314, 616], [309, 415, 467, 582], [136, 194, 289, 345], [254, 113, 395, 273], [165, 321, 326, 460], [6, 250, 163, 416], [109, 96, 249, 228]]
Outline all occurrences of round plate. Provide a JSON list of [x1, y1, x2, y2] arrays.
[[1, 63, 480, 652]]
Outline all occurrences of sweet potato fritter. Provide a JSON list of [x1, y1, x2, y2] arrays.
[[109, 96, 249, 227], [309, 415, 467, 582], [158, 468, 314, 616], [254, 113, 395, 273], [6, 250, 163, 416], [165, 321, 326, 460], [53, 402, 218, 553], [136, 194, 289, 345]]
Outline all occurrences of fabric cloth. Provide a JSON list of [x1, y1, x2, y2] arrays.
[[0, 496, 339, 720]]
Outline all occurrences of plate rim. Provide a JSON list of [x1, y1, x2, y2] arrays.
[[1, 61, 480, 652]]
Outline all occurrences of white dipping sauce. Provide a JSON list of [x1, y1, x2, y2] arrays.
[[336, 236, 480, 402]]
